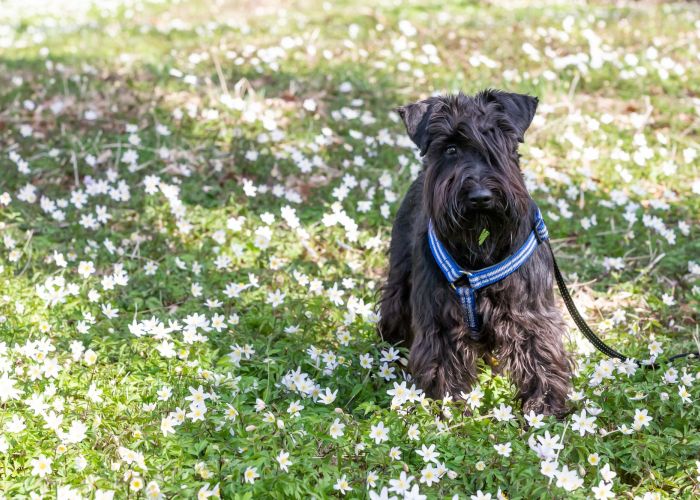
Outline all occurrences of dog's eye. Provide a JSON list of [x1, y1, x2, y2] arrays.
[[445, 145, 457, 156]]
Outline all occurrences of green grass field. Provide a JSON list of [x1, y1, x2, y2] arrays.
[[0, 0, 699, 498]]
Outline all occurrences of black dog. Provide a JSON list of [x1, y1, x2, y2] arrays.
[[379, 90, 572, 416]]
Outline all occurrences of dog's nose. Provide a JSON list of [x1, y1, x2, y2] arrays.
[[468, 189, 493, 208]]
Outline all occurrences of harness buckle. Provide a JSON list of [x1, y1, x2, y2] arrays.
[[453, 273, 472, 289]]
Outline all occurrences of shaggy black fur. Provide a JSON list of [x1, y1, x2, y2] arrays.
[[379, 90, 572, 417]]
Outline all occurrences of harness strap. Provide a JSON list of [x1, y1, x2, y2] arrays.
[[427, 208, 548, 338]]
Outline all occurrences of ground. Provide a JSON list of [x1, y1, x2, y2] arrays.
[[0, 0, 699, 498]]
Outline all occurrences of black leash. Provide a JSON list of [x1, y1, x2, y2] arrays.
[[545, 241, 699, 369]]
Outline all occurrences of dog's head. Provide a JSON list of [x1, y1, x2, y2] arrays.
[[398, 90, 537, 237]]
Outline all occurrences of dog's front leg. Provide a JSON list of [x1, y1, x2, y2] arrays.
[[496, 315, 572, 417], [407, 239, 481, 400], [408, 325, 479, 400], [378, 257, 413, 347]]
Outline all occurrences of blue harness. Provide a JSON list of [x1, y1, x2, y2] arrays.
[[427, 207, 549, 340]]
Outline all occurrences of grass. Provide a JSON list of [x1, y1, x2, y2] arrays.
[[0, 0, 699, 498]]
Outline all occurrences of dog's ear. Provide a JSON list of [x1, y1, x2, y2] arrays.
[[396, 98, 436, 155], [486, 90, 538, 142]]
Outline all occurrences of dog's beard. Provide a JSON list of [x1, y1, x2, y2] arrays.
[[430, 188, 527, 268], [438, 199, 509, 241]]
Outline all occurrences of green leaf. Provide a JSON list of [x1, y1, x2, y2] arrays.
[[478, 228, 490, 246]]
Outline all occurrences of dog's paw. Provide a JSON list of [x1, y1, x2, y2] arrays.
[[523, 398, 569, 420]]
